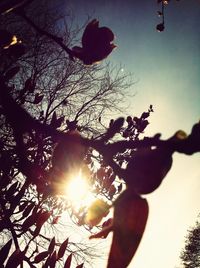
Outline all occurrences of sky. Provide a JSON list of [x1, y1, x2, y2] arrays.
[[62, 1, 200, 267]]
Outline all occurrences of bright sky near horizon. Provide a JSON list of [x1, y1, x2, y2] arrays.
[[62, 1, 200, 267]]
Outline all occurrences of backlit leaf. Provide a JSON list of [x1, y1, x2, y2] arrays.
[[107, 190, 149, 268], [76, 263, 84, 268], [64, 253, 72, 268], [5, 249, 25, 268], [0, 239, 12, 264], [58, 238, 69, 259], [33, 93, 43, 104], [34, 251, 49, 263], [4, 67, 20, 81], [49, 251, 57, 268], [22, 203, 35, 218], [48, 237, 56, 254]]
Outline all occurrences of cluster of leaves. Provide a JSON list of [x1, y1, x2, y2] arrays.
[[0, 21, 153, 266], [0, 235, 83, 268], [0, 3, 127, 266]]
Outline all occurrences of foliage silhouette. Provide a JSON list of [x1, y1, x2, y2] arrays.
[[180, 216, 200, 268], [0, 1, 199, 268]]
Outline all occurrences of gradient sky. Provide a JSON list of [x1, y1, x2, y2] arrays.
[[63, 1, 200, 267]]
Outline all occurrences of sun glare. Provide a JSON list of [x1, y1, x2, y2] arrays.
[[65, 172, 95, 207]]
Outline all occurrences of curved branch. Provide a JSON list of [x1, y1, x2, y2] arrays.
[[14, 10, 74, 60]]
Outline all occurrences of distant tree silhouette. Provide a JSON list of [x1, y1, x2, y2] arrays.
[[180, 216, 200, 268]]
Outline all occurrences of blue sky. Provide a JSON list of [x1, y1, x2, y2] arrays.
[[63, 1, 200, 267]]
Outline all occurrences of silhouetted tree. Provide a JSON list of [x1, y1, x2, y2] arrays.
[[180, 216, 200, 268], [0, 1, 131, 267], [0, 1, 200, 268]]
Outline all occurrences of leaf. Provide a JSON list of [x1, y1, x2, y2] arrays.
[[0, 239, 12, 264], [4, 67, 20, 81], [52, 216, 60, 224], [107, 190, 149, 268], [33, 211, 51, 236], [10, 187, 25, 211], [5, 249, 25, 268], [22, 202, 35, 218], [34, 251, 49, 263], [49, 251, 57, 268], [55, 116, 64, 129], [51, 112, 64, 129], [50, 112, 57, 126], [24, 78, 35, 93], [21, 214, 37, 232], [48, 237, 56, 254], [76, 264, 84, 268], [141, 112, 150, 119], [0, 29, 13, 47], [64, 254, 72, 268], [33, 93, 43, 104], [36, 211, 51, 227], [105, 117, 124, 140], [6, 181, 19, 198], [7, 43, 25, 58], [58, 238, 69, 259], [0, 220, 6, 232]]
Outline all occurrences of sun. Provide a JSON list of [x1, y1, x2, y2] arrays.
[[64, 171, 95, 207]]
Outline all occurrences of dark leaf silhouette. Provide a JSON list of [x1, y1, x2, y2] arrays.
[[48, 237, 56, 254], [18, 201, 29, 212], [22, 213, 37, 232], [50, 112, 64, 129], [64, 253, 72, 268], [50, 112, 57, 126], [33, 93, 44, 104], [7, 43, 25, 58], [6, 181, 19, 198], [71, 19, 116, 65], [24, 78, 35, 93], [76, 264, 84, 268], [104, 117, 124, 141], [49, 251, 57, 268], [125, 147, 173, 194], [0, 29, 13, 47], [0, 239, 12, 264], [33, 211, 51, 236], [141, 112, 150, 119], [58, 238, 69, 259], [34, 251, 49, 263], [22, 202, 35, 218], [4, 67, 20, 82], [5, 249, 25, 268]]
